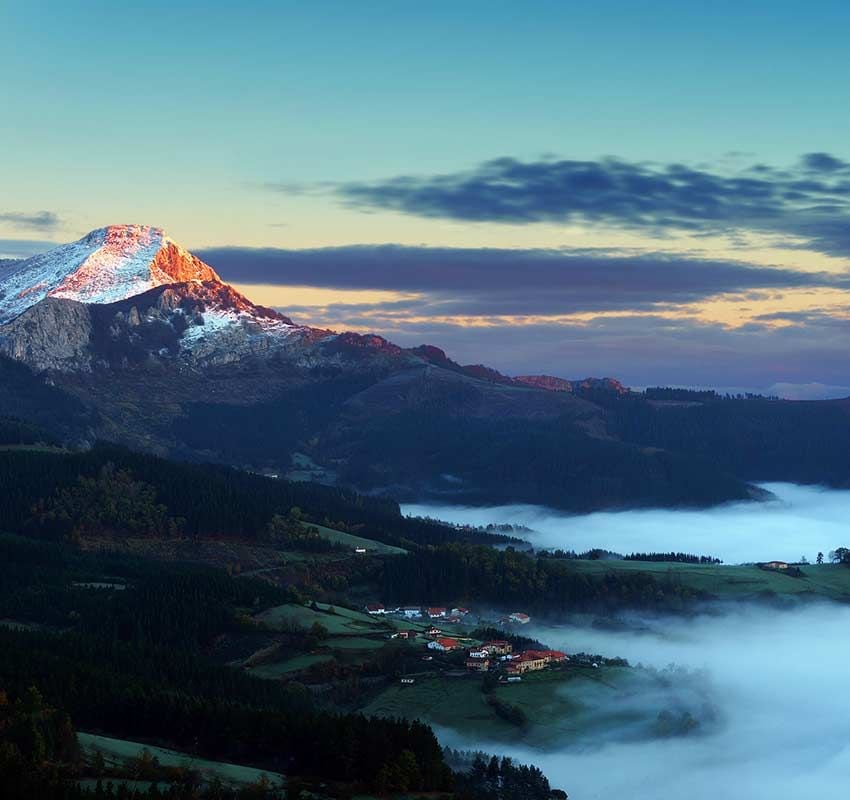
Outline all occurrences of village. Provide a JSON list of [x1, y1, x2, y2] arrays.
[[364, 603, 569, 681]]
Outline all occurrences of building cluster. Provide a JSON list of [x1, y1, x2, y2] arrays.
[[365, 603, 473, 624], [464, 640, 567, 676], [365, 603, 532, 627], [365, 602, 562, 679], [504, 649, 568, 675]]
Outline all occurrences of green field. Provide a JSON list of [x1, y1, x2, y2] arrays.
[[324, 635, 387, 650], [257, 602, 387, 635], [566, 560, 850, 599], [357, 666, 702, 749], [248, 653, 336, 677], [77, 732, 285, 789], [251, 602, 402, 676], [305, 522, 407, 556]]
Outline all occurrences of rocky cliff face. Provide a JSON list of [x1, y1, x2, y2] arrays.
[[0, 298, 94, 372]]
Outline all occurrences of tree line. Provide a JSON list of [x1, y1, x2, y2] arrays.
[[0, 442, 509, 548], [381, 543, 705, 613]]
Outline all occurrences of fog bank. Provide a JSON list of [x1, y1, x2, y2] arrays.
[[404, 482, 850, 563], [437, 603, 850, 799]]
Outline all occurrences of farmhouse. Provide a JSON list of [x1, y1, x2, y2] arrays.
[[451, 607, 470, 616], [762, 561, 789, 570], [505, 653, 548, 674], [427, 637, 461, 652], [400, 606, 422, 618], [425, 625, 442, 636], [396, 630, 419, 640], [427, 607, 447, 619], [365, 603, 386, 615], [508, 612, 531, 624], [482, 640, 513, 656], [465, 657, 491, 672], [468, 648, 490, 659], [523, 649, 567, 665]]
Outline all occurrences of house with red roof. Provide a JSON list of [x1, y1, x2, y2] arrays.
[[427, 637, 461, 652]]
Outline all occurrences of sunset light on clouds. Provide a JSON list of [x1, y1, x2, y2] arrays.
[[3, 1, 850, 394]]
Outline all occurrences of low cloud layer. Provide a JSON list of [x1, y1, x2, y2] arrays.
[[404, 482, 850, 563], [199, 245, 844, 315], [439, 602, 850, 800], [198, 243, 850, 392], [426, 493, 850, 800], [322, 153, 850, 257]]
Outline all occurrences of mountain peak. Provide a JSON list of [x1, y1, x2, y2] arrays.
[[0, 225, 220, 324]]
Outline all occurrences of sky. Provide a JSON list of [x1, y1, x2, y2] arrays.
[[2, 1, 850, 394]]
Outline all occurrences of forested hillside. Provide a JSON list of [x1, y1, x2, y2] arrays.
[[0, 442, 515, 548]]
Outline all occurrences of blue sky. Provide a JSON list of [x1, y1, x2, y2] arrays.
[[2, 1, 850, 393]]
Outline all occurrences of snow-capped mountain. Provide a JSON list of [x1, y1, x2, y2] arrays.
[[0, 225, 309, 369], [0, 224, 221, 324]]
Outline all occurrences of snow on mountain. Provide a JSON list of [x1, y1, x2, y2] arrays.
[[0, 224, 221, 324], [0, 225, 315, 370]]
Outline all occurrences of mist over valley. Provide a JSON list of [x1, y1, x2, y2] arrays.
[[405, 482, 850, 564]]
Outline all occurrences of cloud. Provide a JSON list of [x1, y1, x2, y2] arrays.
[[199, 244, 846, 316], [447, 601, 850, 800], [415, 491, 850, 798], [262, 311, 850, 390], [0, 238, 58, 259], [196, 243, 850, 388], [765, 382, 850, 401], [296, 153, 850, 256], [0, 211, 61, 231], [405, 482, 847, 563]]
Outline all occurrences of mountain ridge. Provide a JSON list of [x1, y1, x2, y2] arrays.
[[0, 225, 809, 512]]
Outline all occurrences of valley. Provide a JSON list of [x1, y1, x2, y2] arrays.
[[2, 229, 850, 800], [6, 7, 849, 798]]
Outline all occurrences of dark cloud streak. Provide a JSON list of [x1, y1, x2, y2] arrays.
[[0, 211, 61, 231], [289, 153, 850, 256], [199, 243, 850, 316]]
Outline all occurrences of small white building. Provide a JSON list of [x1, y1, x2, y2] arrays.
[[400, 606, 421, 618]]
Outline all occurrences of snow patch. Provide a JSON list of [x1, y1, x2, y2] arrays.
[[0, 225, 214, 324]]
